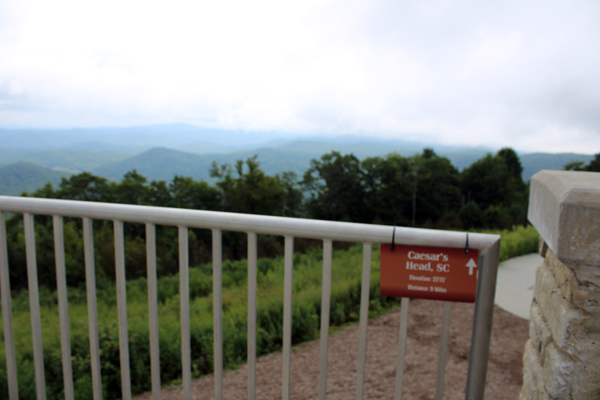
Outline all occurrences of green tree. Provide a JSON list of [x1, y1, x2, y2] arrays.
[[362, 150, 460, 226], [279, 171, 303, 217], [406, 149, 461, 226], [564, 152, 600, 172], [113, 170, 149, 205], [588, 153, 600, 172], [460, 148, 527, 228], [497, 147, 523, 179], [147, 180, 173, 207], [169, 176, 220, 210], [460, 202, 483, 229], [210, 155, 287, 216], [302, 151, 368, 223], [362, 153, 412, 226]]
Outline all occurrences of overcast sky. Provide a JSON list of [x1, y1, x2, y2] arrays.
[[1, 0, 599, 153]]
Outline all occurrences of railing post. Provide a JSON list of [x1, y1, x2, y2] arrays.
[[179, 226, 191, 400], [318, 239, 333, 400], [354, 243, 372, 400], [83, 218, 102, 400], [393, 297, 410, 400], [435, 301, 452, 400], [247, 232, 258, 400], [465, 238, 501, 399], [146, 223, 161, 400], [0, 212, 18, 399], [282, 236, 294, 400], [212, 229, 223, 400], [114, 220, 131, 400], [53, 216, 74, 400], [24, 212, 47, 400]]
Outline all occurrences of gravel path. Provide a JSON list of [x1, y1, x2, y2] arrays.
[[135, 300, 528, 400]]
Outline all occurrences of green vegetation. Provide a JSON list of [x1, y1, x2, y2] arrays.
[[3, 148, 533, 292], [0, 149, 130, 174], [0, 144, 595, 196], [520, 152, 594, 181], [0, 244, 395, 399], [481, 225, 540, 262], [0, 226, 538, 399], [0, 162, 70, 196], [0, 146, 546, 398], [563, 152, 600, 172], [302, 147, 528, 229]]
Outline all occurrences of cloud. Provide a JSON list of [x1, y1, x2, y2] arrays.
[[0, 0, 599, 153]]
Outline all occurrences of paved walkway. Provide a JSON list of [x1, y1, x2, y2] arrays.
[[494, 253, 544, 320]]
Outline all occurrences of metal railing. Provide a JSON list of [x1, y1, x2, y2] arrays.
[[0, 196, 501, 400]]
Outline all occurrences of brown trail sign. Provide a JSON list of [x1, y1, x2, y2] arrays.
[[380, 244, 479, 303]]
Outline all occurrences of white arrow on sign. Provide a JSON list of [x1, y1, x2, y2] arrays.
[[466, 258, 477, 275]]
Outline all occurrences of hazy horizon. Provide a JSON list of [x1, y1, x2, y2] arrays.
[[1, 0, 599, 153]]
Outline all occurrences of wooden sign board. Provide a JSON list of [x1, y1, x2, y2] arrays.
[[380, 244, 479, 303]]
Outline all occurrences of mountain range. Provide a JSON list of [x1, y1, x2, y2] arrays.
[[0, 124, 595, 196]]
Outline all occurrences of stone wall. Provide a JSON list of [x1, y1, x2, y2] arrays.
[[519, 171, 600, 400]]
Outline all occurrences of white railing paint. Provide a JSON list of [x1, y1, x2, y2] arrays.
[[53, 216, 74, 400], [0, 212, 18, 399], [0, 196, 501, 400], [180, 226, 192, 400], [393, 297, 410, 400], [82, 217, 102, 400], [211, 229, 222, 400], [114, 220, 132, 400], [318, 239, 333, 400], [247, 232, 257, 400], [146, 223, 161, 400], [24, 213, 47, 400]]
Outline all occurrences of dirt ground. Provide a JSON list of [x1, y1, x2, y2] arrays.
[[135, 300, 528, 399]]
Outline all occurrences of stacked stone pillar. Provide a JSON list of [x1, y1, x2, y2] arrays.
[[520, 171, 600, 400]]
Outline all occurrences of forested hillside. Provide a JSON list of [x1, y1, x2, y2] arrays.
[[0, 149, 130, 173], [0, 140, 594, 196], [5, 147, 598, 293], [2, 147, 536, 292], [0, 162, 70, 196]]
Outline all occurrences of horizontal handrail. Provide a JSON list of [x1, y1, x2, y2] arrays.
[[0, 196, 499, 250]]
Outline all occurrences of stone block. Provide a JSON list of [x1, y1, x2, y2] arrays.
[[533, 263, 600, 398], [528, 299, 552, 362], [545, 247, 600, 314], [542, 342, 574, 399], [535, 263, 600, 357], [519, 339, 550, 400], [528, 170, 600, 268], [543, 340, 600, 400]]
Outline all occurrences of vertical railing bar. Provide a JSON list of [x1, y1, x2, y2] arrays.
[[83, 218, 102, 400], [465, 239, 501, 399], [247, 232, 257, 400], [114, 220, 132, 400], [354, 242, 372, 400], [434, 301, 452, 400], [0, 212, 19, 399], [53, 216, 74, 400], [282, 236, 294, 400], [212, 229, 223, 400], [24, 213, 47, 400], [146, 223, 161, 400], [318, 239, 333, 400], [179, 227, 192, 400], [393, 297, 410, 400]]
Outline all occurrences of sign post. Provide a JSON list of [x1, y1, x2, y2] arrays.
[[380, 244, 479, 303]]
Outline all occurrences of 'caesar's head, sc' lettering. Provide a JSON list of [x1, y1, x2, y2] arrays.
[[407, 250, 449, 262]]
